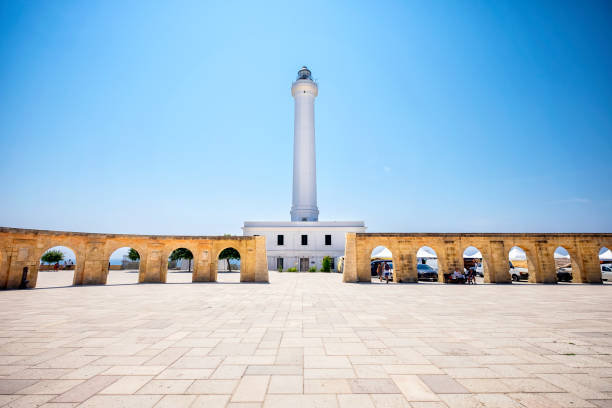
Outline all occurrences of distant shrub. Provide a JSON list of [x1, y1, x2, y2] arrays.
[[321, 256, 332, 272], [278, 267, 283, 272], [309, 266, 317, 272], [287, 267, 297, 272]]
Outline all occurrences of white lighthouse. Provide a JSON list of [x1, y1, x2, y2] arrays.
[[243, 66, 365, 272], [291, 66, 319, 222]]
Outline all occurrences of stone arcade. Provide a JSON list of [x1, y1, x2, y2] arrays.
[[343, 232, 612, 284], [0, 227, 268, 289]]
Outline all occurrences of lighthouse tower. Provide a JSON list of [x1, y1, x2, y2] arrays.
[[290, 66, 319, 222], [243, 66, 365, 272]]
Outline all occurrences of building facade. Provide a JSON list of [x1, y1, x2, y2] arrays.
[[243, 67, 366, 270], [243, 221, 365, 271]]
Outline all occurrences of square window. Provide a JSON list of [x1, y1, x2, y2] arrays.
[[325, 235, 332, 245], [301, 235, 308, 245], [277, 235, 284, 246]]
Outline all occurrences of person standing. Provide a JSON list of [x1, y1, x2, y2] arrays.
[[376, 262, 383, 282], [383, 262, 391, 284]]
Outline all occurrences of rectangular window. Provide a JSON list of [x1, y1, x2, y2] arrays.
[[277, 234, 284, 246], [301, 234, 308, 245], [325, 234, 332, 245], [330, 257, 335, 270]]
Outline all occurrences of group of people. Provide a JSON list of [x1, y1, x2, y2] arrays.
[[376, 261, 391, 283], [450, 265, 477, 284]]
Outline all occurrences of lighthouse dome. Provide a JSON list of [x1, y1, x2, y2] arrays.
[[297, 66, 312, 80]]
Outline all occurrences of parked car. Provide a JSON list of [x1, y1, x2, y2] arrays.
[[417, 264, 438, 281], [602, 265, 612, 282], [370, 260, 393, 279], [509, 261, 529, 281], [556, 267, 573, 282]]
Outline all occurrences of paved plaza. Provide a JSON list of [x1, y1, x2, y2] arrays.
[[1, 271, 612, 407]]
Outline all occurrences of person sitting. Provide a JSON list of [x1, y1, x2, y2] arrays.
[[451, 268, 465, 283]]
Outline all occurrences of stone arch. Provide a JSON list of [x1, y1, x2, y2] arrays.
[[553, 246, 575, 283], [104, 243, 146, 264], [508, 245, 535, 283], [36, 244, 79, 287], [414, 245, 439, 282], [216, 246, 242, 283], [165, 246, 197, 283], [599, 246, 612, 281], [462, 245, 490, 282], [418, 244, 447, 282], [370, 245, 395, 282], [105, 245, 144, 284]]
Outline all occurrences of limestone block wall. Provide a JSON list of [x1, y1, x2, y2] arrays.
[[0, 228, 269, 289], [343, 233, 612, 284]]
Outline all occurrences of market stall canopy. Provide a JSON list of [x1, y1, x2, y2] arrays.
[[371, 247, 392, 259], [463, 249, 482, 258], [554, 250, 570, 259], [509, 247, 527, 261], [417, 247, 437, 258], [600, 249, 612, 261]]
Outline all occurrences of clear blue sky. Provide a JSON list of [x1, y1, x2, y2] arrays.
[[1, 0, 611, 235]]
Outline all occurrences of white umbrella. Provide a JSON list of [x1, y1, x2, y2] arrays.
[[600, 249, 612, 261], [417, 247, 437, 258], [509, 247, 527, 261]]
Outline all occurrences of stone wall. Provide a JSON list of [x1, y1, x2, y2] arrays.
[[343, 233, 612, 284], [0, 227, 269, 289]]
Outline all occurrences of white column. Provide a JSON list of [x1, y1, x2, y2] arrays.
[[291, 67, 319, 222]]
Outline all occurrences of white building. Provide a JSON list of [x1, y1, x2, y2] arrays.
[[243, 67, 366, 271]]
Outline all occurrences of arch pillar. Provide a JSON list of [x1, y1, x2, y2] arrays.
[[193, 244, 213, 282], [579, 240, 604, 283], [486, 240, 510, 283], [559, 244, 585, 283], [438, 240, 462, 283], [356, 238, 373, 282], [525, 242, 556, 283], [80, 240, 107, 285], [6, 241, 38, 289], [142, 244, 165, 283], [0, 247, 8, 289], [253, 236, 269, 283], [394, 243, 417, 283], [342, 233, 357, 283], [241, 241, 257, 282]]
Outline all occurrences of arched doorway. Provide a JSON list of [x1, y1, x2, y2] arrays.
[[416, 246, 438, 283], [463, 246, 484, 284], [554, 247, 573, 283], [508, 246, 530, 283], [37, 246, 77, 288], [370, 246, 394, 283], [217, 247, 241, 283], [167, 248, 194, 284], [600, 247, 612, 283], [107, 247, 140, 285]]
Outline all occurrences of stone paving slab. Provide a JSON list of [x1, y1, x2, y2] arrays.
[[1, 271, 612, 407]]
